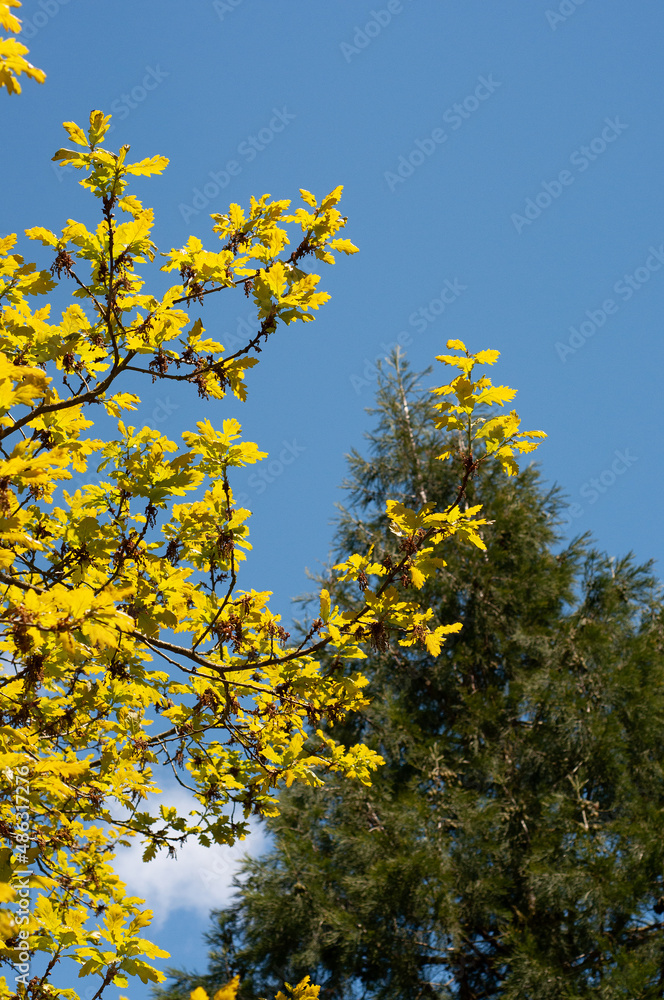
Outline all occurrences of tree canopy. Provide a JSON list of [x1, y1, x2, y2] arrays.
[[0, 93, 545, 1000], [159, 356, 664, 1000]]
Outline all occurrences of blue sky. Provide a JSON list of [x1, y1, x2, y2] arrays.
[[4, 0, 664, 995]]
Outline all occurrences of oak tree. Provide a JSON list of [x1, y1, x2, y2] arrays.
[[0, 99, 544, 1000]]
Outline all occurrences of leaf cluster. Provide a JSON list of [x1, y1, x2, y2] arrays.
[[0, 2, 45, 96]]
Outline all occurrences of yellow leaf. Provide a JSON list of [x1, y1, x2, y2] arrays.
[[327, 238, 359, 255], [475, 385, 516, 407], [213, 975, 240, 1000], [25, 226, 58, 247], [474, 349, 500, 365], [0, 3, 21, 33], [0, 234, 17, 255], [62, 121, 88, 147], [275, 976, 321, 1000], [88, 109, 112, 146], [125, 155, 169, 177], [321, 185, 343, 209], [118, 194, 144, 216], [0, 883, 14, 904], [424, 622, 463, 656]]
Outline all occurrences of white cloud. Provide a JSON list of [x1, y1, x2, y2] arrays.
[[113, 785, 268, 928]]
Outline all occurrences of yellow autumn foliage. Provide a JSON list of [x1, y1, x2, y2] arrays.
[[0, 0, 45, 95], [0, 111, 544, 998]]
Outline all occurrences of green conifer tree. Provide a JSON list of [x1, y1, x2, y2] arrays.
[[156, 353, 664, 1000]]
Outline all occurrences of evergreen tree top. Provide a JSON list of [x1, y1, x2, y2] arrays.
[[156, 355, 664, 1000]]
